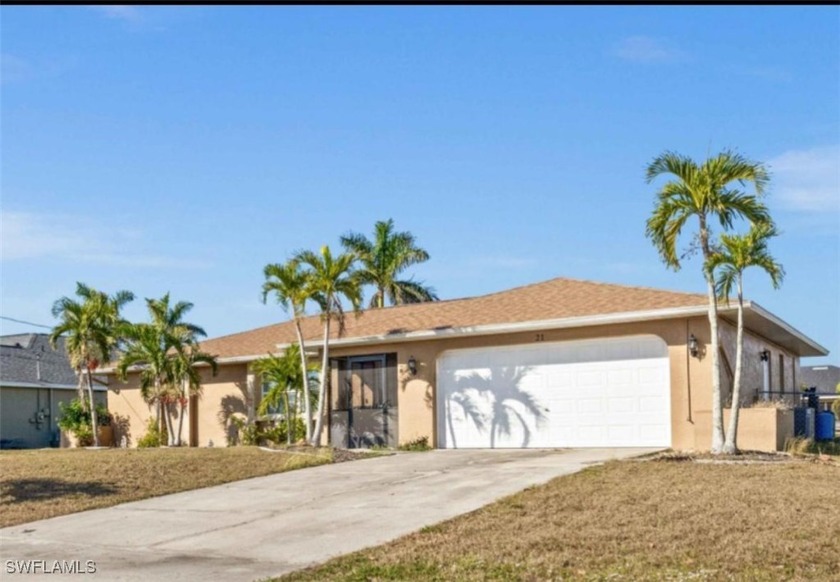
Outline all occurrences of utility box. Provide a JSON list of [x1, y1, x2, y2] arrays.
[[793, 407, 815, 439]]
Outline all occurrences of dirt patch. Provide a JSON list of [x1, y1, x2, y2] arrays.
[[639, 449, 793, 465]]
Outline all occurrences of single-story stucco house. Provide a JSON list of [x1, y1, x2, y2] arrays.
[[0, 333, 106, 449], [105, 277, 828, 451]]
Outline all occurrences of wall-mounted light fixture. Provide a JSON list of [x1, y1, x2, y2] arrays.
[[407, 355, 418, 376], [688, 334, 699, 358], [760, 350, 770, 362]]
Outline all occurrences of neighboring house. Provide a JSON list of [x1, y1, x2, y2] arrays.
[[0, 333, 106, 449], [105, 277, 827, 451], [800, 365, 840, 393], [800, 364, 840, 415]]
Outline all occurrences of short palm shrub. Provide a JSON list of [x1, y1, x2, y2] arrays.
[[398, 436, 431, 452], [229, 417, 307, 446], [137, 417, 163, 448], [262, 418, 306, 445]]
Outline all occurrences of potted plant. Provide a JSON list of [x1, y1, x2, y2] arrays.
[[58, 398, 113, 448]]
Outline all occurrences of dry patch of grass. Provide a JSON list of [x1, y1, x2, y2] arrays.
[[786, 437, 840, 458], [280, 458, 839, 581], [0, 447, 337, 528]]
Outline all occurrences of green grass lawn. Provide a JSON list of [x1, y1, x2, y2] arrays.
[[279, 456, 840, 581], [0, 446, 341, 528]]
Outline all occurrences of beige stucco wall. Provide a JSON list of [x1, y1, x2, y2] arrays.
[[326, 317, 704, 450], [106, 315, 799, 452], [108, 364, 253, 448], [694, 408, 794, 453]]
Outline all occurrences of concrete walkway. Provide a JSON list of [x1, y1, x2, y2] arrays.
[[0, 448, 657, 581]]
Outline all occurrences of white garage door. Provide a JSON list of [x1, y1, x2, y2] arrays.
[[437, 335, 671, 448]]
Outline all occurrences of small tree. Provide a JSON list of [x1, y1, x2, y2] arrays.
[[707, 222, 784, 454], [117, 294, 211, 446], [169, 345, 218, 446], [251, 343, 315, 445], [50, 283, 134, 447]]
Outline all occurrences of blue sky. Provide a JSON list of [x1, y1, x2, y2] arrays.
[[2, 6, 838, 364]]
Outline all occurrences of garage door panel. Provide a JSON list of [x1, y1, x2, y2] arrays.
[[438, 335, 671, 449], [607, 397, 636, 413]]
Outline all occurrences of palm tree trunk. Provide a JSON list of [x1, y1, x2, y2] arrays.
[[311, 316, 331, 446], [176, 399, 186, 447], [154, 383, 162, 446], [85, 364, 101, 447], [706, 277, 725, 454], [723, 277, 745, 454], [700, 217, 725, 454], [164, 401, 176, 446], [283, 386, 294, 445], [76, 370, 86, 408], [294, 320, 312, 442]]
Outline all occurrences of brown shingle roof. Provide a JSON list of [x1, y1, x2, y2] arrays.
[[200, 277, 707, 359]]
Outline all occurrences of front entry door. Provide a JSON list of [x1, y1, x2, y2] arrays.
[[331, 354, 398, 448]]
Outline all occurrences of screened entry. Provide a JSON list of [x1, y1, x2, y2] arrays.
[[330, 353, 399, 448]]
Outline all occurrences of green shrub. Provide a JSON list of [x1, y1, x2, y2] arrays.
[[137, 418, 163, 448], [398, 436, 431, 452], [57, 398, 111, 441], [233, 417, 261, 446], [262, 418, 306, 445], [229, 416, 307, 446]]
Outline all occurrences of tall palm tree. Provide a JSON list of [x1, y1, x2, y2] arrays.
[[295, 245, 362, 446], [341, 218, 438, 308], [645, 150, 770, 454], [262, 260, 315, 442], [50, 283, 134, 447], [251, 343, 315, 445], [707, 222, 784, 454], [117, 294, 209, 446]]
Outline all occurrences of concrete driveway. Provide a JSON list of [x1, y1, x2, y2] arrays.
[[0, 448, 657, 581]]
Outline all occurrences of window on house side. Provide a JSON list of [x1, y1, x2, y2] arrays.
[[779, 354, 785, 392]]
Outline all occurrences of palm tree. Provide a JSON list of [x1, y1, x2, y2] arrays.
[[251, 343, 315, 445], [117, 294, 209, 446], [707, 222, 784, 454], [645, 150, 770, 454], [50, 283, 134, 447], [295, 245, 362, 446], [117, 323, 170, 439], [340, 219, 438, 308], [170, 345, 218, 446], [262, 260, 315, 442]]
